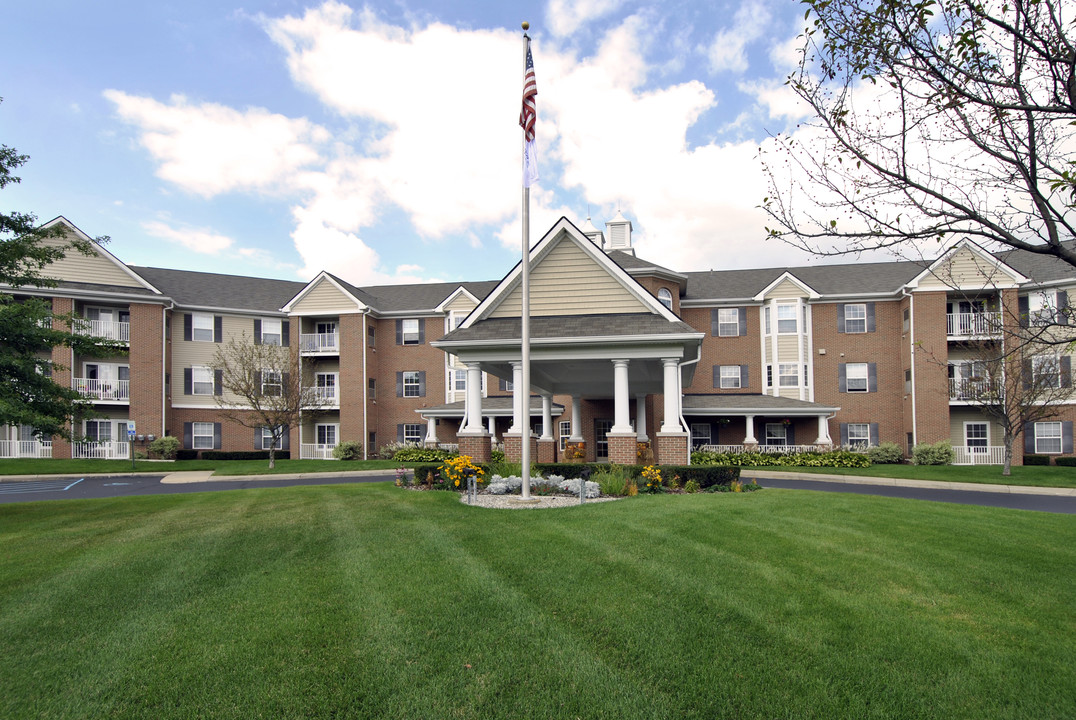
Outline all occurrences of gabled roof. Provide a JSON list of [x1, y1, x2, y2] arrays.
[[752, 271, 821, 301], [995, 241, 1076, 286], [905, 238, 1028, 290], [281, 272, 373, 313], [40, 216, 162, 294], [435, 285, 482, 313], [130, 266, 306, 313], [363, 280, 499, 314], [438, 313, 700, 345]]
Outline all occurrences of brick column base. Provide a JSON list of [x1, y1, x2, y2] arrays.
[[537, 438, 556, 464], [607, 432, 638, 465], [656, 432, 689, 465], [502, 433, 538, 462], [52, 436, 72, 460], [458, 433, 491, 463]]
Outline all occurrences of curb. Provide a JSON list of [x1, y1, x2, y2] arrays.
[[739, 470, 1076, 497]]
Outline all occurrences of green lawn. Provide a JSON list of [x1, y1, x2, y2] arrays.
[[0, 457, 401, 476], [744, 463, 1076, 488], [1, 485, 1073, 719]]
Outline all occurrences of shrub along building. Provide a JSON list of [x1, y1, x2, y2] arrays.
[[2, 214, 1074, 465]]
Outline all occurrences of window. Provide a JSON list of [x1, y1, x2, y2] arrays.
[[261, 369, 282, 396], [192, 313, 214, 342], [779, 363, 799, 387], [764, 423, 787, 446], [777, 304, 798, 334], [401, 318, 420, 345], [844, 304, 866, 333], [403, 423, 424, 443], [500, 378, 514, 392], [846, 363, 868, 392], [451, 369, 466, 391], [403, 371, 422, 397], [965, 422, 988, 452], [559, 421, 571, 451], [368, 325, 376, 347], [719, 365, 742, 389], [192, 366, 214, 395], [903, 308, 910, 332], [259, 426, 284, 450], [691, 423, 711, 449], [764, 306, 771, 335], [260, 318, 282, 346], [717, 308, 739, 337], [905, 369, 912, 394], [1033, 355, 1061, 389], [766, 364, 773, 388], [1035, 421, 1062, 454], [368, 377, 376, 400], [846, 423, 870, 449], [658, 288, 673, 310], [1028, 292, 1056, 326], [315, 373, 336, 401], [85, 419, 112, 443], [316, 424, 337, 446], [192, 422, 214, 450], [448, 312, 465, 331]]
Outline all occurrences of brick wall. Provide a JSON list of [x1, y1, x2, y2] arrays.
[[128, 303, 165, 437], [681, 306, 761, 394], [372, 316, 446, 452], [171, 407, 281, 453], [910, 292, 951, 444], [50, 297, 74, 458], [338, 313, 367, 449]]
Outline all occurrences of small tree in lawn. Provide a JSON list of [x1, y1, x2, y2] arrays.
[[211, 334, 325, 469]]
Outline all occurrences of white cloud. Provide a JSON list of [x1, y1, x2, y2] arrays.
[[738, 79, 809, 122], [706, 3, 773, 74], [769, 33, 803, 72], [142, 220, 234, 254], [546, 0, 625, 37]]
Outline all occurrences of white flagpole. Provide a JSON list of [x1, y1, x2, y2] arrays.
[[520, 22, 532, 499]]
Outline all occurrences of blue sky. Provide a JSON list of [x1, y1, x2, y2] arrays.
[[4, 0, 822, 287]]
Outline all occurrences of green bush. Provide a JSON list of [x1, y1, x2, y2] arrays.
[[147, 435, 180, 460], [683, 479, 700, 493], [391, 446, 457, 462], [332, 441, 363, 460], [691, 449, 870, 468], [1055, 456, 1076, 466], [866, 442, 904, 464], [176, 450, 198, 461], [912, 441, 954, 466], [591, 465, 633, 496], [662, 465, 740, 488], [200, 450, 291, 461], [1023, 454, 1050, 466], [490, 448, 506, 463]]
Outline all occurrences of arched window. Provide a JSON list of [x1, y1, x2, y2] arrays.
[[658, 288, 673, 310]]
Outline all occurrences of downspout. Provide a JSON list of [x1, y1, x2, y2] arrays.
[[902, 288, 918, 447], [362, 308, 370, 460], [677, 342, 703, 449]]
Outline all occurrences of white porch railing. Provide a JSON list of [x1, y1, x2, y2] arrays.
[[696, 444, 826, 454], [437, 443, 459, 452], [300, 443, 337, 460], [953, 445, 1006, 465], [73, 378, 130, 402], [308, 385, 339, 405], [948, 378, 997, 401], [300, 333, 339, 353], [0, 440, 53, 458], [946, 312, 1001, 337], [74, 319, 130, 343], [72, 441, 129, 459]]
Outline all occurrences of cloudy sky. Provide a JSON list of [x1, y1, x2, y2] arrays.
[[5, 0, 826, 287]]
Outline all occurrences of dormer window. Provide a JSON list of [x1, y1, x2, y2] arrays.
[[657, 288, 673, 310]]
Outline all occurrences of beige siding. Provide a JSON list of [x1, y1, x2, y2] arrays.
[[776, 335, 800, 360], [172, 314, 267, 406], [292, 279, 359, 314], [489, 240, 649, 318], [918, 247, 1017, 291], [948, 409, 1005, 447], [444, 294, 478, 314], [765, 279, 809, 300], [43, 233, 145, 288]]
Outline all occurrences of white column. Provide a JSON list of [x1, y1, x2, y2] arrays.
[[661, 358, 682, 433], [636, 395, 649, 442], [509, 361, 524, 433], [611, 359, 632, 433], [540, 394, 553, 441], [464, 363, 484, 432], [570, 396, 583, 442], [744, 415, 757, 443], [425, 416, 438, 444], [815, 414, 832, 445], [487, 415, 496, 440]]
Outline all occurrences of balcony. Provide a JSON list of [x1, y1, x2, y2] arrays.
[[300, 332, 339, 354], [949, 377, 997, 402], [72, 441, 129, 459], [0, 440, 52, 458], [74, 319, 130, 344], [946, 312, 1001, 339], [73, 378, 130, 403], [953, 446, 1006, 465]]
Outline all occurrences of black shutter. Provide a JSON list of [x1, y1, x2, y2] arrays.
[[738, 307, 747, 336], [1058, 291, 1069, 325], [254, 319, 262, 345], [1019, 295, 1030, 327], [710, 309, 719, 336], [253, 371, 261, 390], [281, 425, 290, 451], [786, 424, 795, 446], [1061, 356, 1072, 389], [214, 369, 223, 396], [417, 320, 425, 344], [214, 316, 223, 343], [396, 371, 403, 397], [282, 321, 290, 345], [837, 304, 846, 333], [1024, 422, 1036, 454], [869, 423, 880, 446], [1063, 421, 1073, 454], [866, 303, 876, 332], [838, 363, 847, 393], [1023, 359, 1033, 390], [183, 314, 192, 341], [418, 371, 426, 397], [183, 422, 193, 449], [868, 363, 878, 392], [712, 365, 720, 388], [396, 320, 403, 345], [255, 427, 263, 450], [213, 423, 222, 449], [282, 372, 290, 390], [397, 424, 404, 443], [840, 423, 849, 446], [183, 368, 192, 395], [740, 365, 749, 388]]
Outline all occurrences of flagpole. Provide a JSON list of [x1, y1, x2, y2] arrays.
[[520, 21, 532, 500]]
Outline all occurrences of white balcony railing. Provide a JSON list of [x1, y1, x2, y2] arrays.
[[74, 319, 130, 343], [300, 443, 337, 460], [947, 312, 1001, 337], [949, 378, 997, 402], [0, 440, 52, 458], [953, 446, 1006, 465], [300, 333, 339, 353], [72, 441, 129, 459], [73, 378, 130, 402]]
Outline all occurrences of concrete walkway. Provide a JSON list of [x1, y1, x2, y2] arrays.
[[738, 469, 1076, 496], [158, 469, 392, 484]]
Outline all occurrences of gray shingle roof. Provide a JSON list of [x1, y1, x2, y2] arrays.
[[54, 280, 161, 297], [130, 266, 306, 312], [606, 250, 685, 278], [358, 280, 500, 312], [679, 259, 927, 301], [995, 242, 1076, 285], [439, 314, 700, 343], [683, 394, 839, 413]]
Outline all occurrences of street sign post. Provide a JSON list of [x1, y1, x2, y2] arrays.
[[127, 421, 136, 470]]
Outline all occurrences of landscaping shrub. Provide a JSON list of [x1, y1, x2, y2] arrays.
[[1023, 454, 1050, 466], [489, 448, 506, 463], [691, 449, 870, 468], [662, 465, 740, 489], [534, 463, 592, 479], [390, 445, 457, 462], [200, 450, 291, 461], [147, 435, 180, 460], [708, 479, 761, 493], [590, 465, 633, 496], [683, 479, 700, 493], [332, 441, 363, 460], [866, 442, 904, 464], [912, 441, 954, 466], [175, 450, 199, 461], [639, 465, 664, 493], [1055, 456, 1076, 466], [439, 455, 485, 489]]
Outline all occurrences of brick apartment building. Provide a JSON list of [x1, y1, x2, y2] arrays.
[[2, 214, 1074, 465]]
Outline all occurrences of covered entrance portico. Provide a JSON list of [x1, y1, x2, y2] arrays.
[[683, 394, 839, 453]]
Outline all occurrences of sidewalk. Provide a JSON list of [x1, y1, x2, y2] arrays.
[[738, 469, 1076, 497], [0, 469, 395, 484]]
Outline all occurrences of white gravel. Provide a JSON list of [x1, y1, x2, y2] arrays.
[[459, 493, 621, 509]]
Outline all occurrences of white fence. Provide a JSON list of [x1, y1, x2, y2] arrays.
[[72, 441, 130, 459], [300, 443, 337, 460], [696, 444, 826, 454], [300, 333, 339, 353], [953, 446, 1007, 465], [74, 319, 130, 343], [73, 378, 130, 401], [0, 440, 52, 458], [946, 312, 1001, 337], [949, 378, 996, 401], [310, 386, 338, 404]]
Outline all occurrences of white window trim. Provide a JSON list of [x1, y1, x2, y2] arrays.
[[776, 303, 798, 334], [192, 422, 214, 450], [658, 288, 673, 310], [847, 423, 870, 449], [719, 365, 741, 389], [844, 303, 867, 333], [259, 426, 284, 450], [1035, 421, 1062, 454], [1028, 292, 1056, 327], [192, 366, 214, 396], [261, 318, 282, 346], [964, 421, 989, 452], [764, 423, 787, 446], [778, 363, 799, 387], [691, 423, 711, 446], [402, 318, 420, 345], [262, 369, 283, 396], [316, 423, 339, 446], [403, 371, 421, 398], [192, 312, 214, 342], [403, 423, 424, 443], [717, 308, 739, 337], [84, 419, 114, 443], [1032, 355, 1062, 389], [558, 421, 571, 451], [846, 363, 868, 393]]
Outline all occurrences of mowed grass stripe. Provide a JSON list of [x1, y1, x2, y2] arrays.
[[1, 484, 1073, 719]]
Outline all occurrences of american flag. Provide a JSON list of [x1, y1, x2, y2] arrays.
[[519, 46, 537, 141]]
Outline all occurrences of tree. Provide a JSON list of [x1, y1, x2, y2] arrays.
[[0, 101, 126, 437], [211, 334, 328, 468], [761, 0, 1076, 269]]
